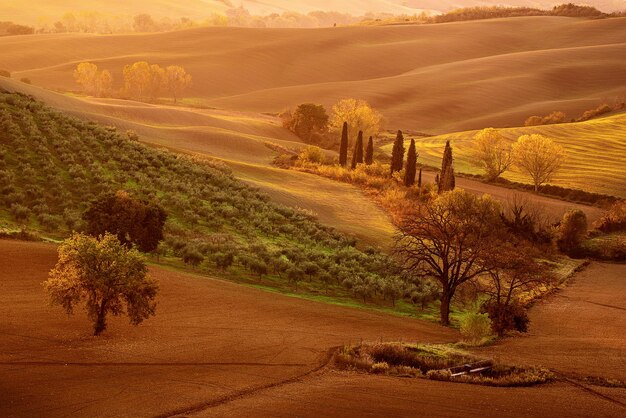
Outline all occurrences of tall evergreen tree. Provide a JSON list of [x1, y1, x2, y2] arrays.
[[418, 168, 423, 189], [390, 130, 405, 175], [351, 130, 364, 169], [404, 138, 417, 187], [438, 140, 456, 193], [339, 121, 348, 166], [365, 136, 374, 165]]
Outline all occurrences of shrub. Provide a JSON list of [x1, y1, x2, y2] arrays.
[[19, 77, 31, 84], [524, 111, 566, 127], [594, 200, 626, 233], [556, 209, 588, 254], [370, 362, 390, 374], [576, 104, 613, 122], [0, 70, 10, 78], [10, 203, 30, 223], [482, 301, 530, 336], [298, 145, 326, 164], [459, 312, 493, 344], [182, 246, 204, 267]]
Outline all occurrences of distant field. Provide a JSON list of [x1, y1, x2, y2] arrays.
[[1, 17, 625, 133], [381, 112, 626, 198]]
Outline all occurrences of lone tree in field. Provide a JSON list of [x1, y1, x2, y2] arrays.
[[512, 134, 565, 192], [351, 130, 364, 169], [44, 233, 158, 336], [286, 103, 329, 142], [83, 190, 167, 253], [395, 190, 503, 325], [365, 136, 374, 165], [390, 130, 405, 175], [339, 121, 349, 166], [471, 128, 512, 181], [330, 98, 382, 145], [404, 138, 417, 187], [164, 65, 192, 103], [438, 140, 455, 193]]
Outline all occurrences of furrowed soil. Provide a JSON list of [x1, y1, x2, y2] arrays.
[[2, 240, 625, 417]]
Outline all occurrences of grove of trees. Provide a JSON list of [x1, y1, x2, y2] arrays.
[[44, 233, 159, 336], [74, 62, 192, 102]]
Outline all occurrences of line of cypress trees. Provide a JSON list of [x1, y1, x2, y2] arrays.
[[438, 140, 456, 193], [404, 138, 417, 187], [351, 130, 364, 169], [390, 130, 405, 175], [365, 136, 374, 165], [339, 121, 349, 166]]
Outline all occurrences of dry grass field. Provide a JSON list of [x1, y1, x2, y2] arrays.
[[381, 111, 626, 198], [2, 240, 625, 417], [1, 17, 625, 134]]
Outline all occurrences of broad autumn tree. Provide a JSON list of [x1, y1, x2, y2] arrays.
[[287, 103, 328, 141], [395, 190, 503, 325], [404, 138, 417, 187], [390, 130, 405, 175], [438, 140, 455, 193], [512, 134, 565, 192], [351, 130, 364, 169], [365, 136, 374, 165], [74, 62, 113, 97], [330, 98, 382, 145], [44, 233, 158, 336], [83, 190, 167, 253], [471, 128, 511, 181], [339, 121, 349, 166], [164, 65, 192, 103]]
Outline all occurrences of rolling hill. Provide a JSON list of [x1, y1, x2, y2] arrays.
[[1, 16, 625, 135], [380, 111, 626, 198]]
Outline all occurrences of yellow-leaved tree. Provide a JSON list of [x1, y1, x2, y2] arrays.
[[165, 65, 192, 103], [330, 98, 383, 146], [471, 128, 512, 181], [512, 134, 566, 192]]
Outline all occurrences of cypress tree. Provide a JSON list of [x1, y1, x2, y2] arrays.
[[351, 130, 364, 169], [365, 136, 374, 165], [438, 140, 455, 193], [417, 167, 423, 189], [339, 122, 348, 167], [404, 138, 417, 187], [390, 130, 405, 175]]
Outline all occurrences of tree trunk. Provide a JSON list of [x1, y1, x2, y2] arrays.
[[94, 303, 107, 336], [440, 291, 451, 326]]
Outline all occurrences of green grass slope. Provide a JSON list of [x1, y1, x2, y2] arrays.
[[382, 112, 626, 198]]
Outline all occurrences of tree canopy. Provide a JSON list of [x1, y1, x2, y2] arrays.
[[471, 128, 512, 181], [44, 233, 158, 336], [330, 98, 382, 145], [512, 134, 565, 192], [83, 190, 167, 253]]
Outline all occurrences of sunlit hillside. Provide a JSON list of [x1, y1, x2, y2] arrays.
[[1, 17, 625, 134], [380, 112, 626, 198]]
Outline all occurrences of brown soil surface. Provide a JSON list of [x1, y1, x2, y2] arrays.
[[479, 262, 626, 382], [0, 239, 454, 417], [2, 17, 625, 133], [2, 241, 625, 417]]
